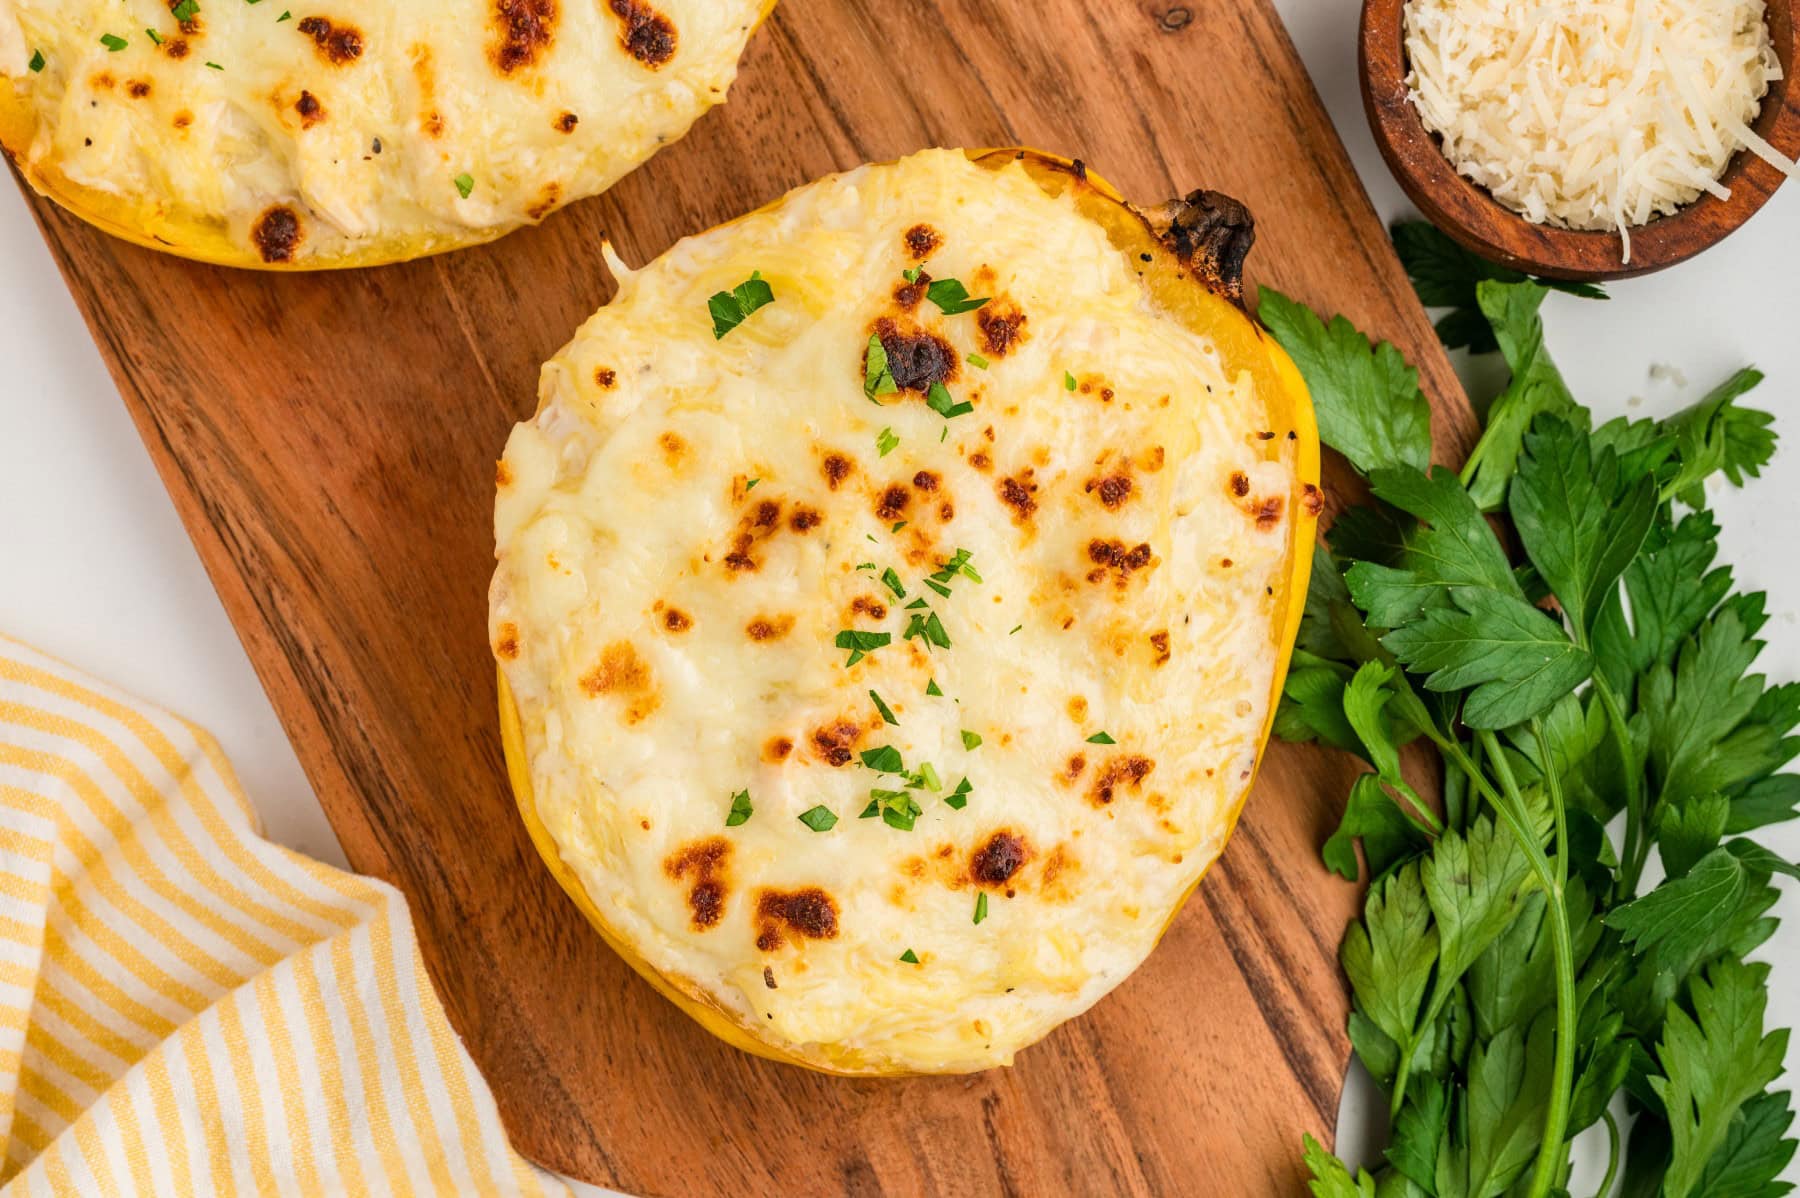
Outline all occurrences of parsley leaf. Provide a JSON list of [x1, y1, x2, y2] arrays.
[[797, 805, 837, 832], [966, 352, 990, 370], [1257, 287, 1432, 476], [708, 271, 775, 340], [1300, 1133, 1378, 1197], [725, 789, 753, 827], [1321, 773, 1429, 882], [1085, 731, 1114, 744], [1606, 847, 1748, 964], [1649, 959, 1789, 1198], [925, 381, 973, 419], [1658, 368, 1776, 506], [945, 777, 972, 809], [1391, 219, 1604, 354], [925, 278, 989, 315], [28, 48, 44, 71], [834, 629, 890, 666], [864, 334, 897, 399], [960, 730, 981, 750], [879, 567, 906, 599], [1344, 466, 1520, 628], [899, 948, 920, 964], [876, 427, 900, 457], [973, 892, 989, 924], [869, 690, 897, 726], [1460, 280, 1580, 511], [453, 172, 475, 199], [100, 32, 128, 50]]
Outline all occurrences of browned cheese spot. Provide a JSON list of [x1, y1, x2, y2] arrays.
[[1142, 446, 1166, 472], [90, 71, 115, 90], [1064, 754, 1087, 782], [172, 109, 193, 128], [494, 459, 514, 489], [723, 498, 783, 574], [755, 888, 839, 951], [1067, 696, 1088, 722], [295, 89, 324, 127], [493, 622, 520, 660], [970, 831, 1030, 887], [788, 505, 821, 533], [938, 502, 955, 522], [526, 181, 561, 220], [664, 837, 730, 931], [162, 37, 189, 59], [1089, 755, 1155, 806], [126, 79, 152, 98], [849, 595, 888, 621], [1250, 495, 1285, 529], [975, 304, 1027, 358], [763, 736, 794, 763], [873, 319, 956, 393], [408, 44, 443, 136], [555, 110, 579, 132], [608, 0, 677, 67], [810, 719, 865, 767], [997, 469, 1039, 524], [593, 367, 617, 389], [251, 206, 302, 264], [1149, 630, 1171, 666], [1302, 483, 1325, 517], [578, 640, 660, 724], [492, 0, 556, 74], [658, 431, 686, 466], [661, 606, 692, 633], [967, 451, 992, 473], [893, 274, 926, 311], [764, 966, 777, 989], [1038, 844, 1078, 901], [745, 614, 795, 642], [1085, 539, 1154, 587], [822, 451, 854, 491], [1228, 471, 1250, 498], [876, 484, 911, 523], [912, 470, 940, 492], [905, 224, 941, 260], [296, 16, 364, 65], [1086, 473, 1133, 510]]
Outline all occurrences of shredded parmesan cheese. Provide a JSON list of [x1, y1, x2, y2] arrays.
[[1405, 0, 1796, 260]]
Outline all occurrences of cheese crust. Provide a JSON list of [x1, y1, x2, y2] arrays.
[[490, 148, 1313, 1073], [0, 0, 768, 266]]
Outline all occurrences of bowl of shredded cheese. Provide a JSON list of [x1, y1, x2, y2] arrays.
[[1361, 0, 1800, 279]]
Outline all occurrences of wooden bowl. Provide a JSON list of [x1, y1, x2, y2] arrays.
[[1360, 0, 1800, 280]]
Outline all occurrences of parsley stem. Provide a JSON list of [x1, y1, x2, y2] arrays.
[[1590, 674, 1646, 900], [1590, 1109, 1621, 1198], [1523, 718, 1577, 1198]]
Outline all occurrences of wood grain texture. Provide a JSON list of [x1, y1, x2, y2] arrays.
[[1360, 0, 1800, 281], [19, 1, 1475, 1192]]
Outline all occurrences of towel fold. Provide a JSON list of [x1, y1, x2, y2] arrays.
[[0, 635, 573, 1196]]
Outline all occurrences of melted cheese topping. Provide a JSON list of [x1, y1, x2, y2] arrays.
[[490, 149, 1301, 1073], [0, 0, 765, 263], [1406, 0, 1795, 259]]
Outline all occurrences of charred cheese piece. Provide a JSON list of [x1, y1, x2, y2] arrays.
[[0, 0, 768, 266], [491, 148, 1318, 1074]]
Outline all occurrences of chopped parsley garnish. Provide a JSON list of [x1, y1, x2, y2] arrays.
[[863, 333, 897, 399], [204, 60, 222, 69], [880, 567, 906, 599], [899, 948, 920, 964], [926, 679, 943, 697], [100, 33, 128, 50], [945, 777, 973, 810], [890, 520, 907, 533], [855, 561, 876, 571], [145, 28, 162, 43], [924, 579, 951, 598], [860, 744, 904, 773], [966, 352, 990, 370], [1008, 624, 1023, 635], [876, 426, 899, 457], [744, 477, 760, 491], [973, 892, 989, 924], [862, 789, 921, 831], [708, 271, 774, 339], [914, 761, 942, 791], [28, 49, 45, 71], [171, 0, 199, 20], [725, 789, 753, 827], [902, 266, 923, 284], [930, 548, 981, 586], [925, 381, 973, 419], [925, 278, 990, 316], [277, 9, 292, 18], [1086, 731, 1116, 745], [961, 730, 982, 751], [1064, 371, 1077, 391], [797, 805, 838, 832], [834, 629, 890, 667], [905, 597, 929, 610], [453, 172, 475, 199], [903, 610, 951, 650], [869, 690, 898, 726]]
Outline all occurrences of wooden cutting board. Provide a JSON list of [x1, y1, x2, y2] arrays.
[[19, 1, 1476, 1192]]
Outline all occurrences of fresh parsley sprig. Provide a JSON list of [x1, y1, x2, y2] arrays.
[[1269, 222, 1795, 1198], [708, 271, 774, 340]]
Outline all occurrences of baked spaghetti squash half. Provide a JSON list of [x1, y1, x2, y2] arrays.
[[0, 0, 769, 267], [490, 147, 1320, 1075]]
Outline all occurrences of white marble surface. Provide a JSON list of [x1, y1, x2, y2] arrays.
[[1, 0, 1795, 1188]]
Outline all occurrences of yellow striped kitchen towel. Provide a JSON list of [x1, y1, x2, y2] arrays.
[[0, 635, 574, 1196]]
